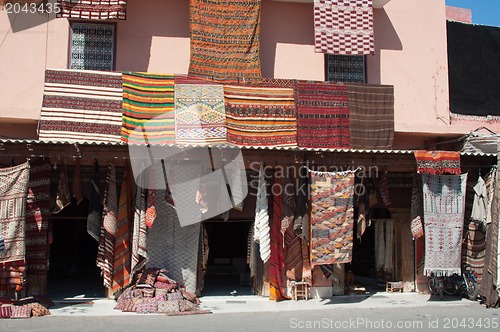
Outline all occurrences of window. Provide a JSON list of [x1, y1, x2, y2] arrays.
[[326, 55, 366, 83], [70, 22, 115, 71]]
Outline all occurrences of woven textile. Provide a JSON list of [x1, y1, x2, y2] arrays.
[[25, 160, 51, 276], [310, 170, 355, 266], [53, 164, 70, 214], [131, 188, 148, 274], [410, 174, 424, 239], [57, 1, 127, 20], [87, 160, 102, 242], [347, 84, 395, 149], [175, 84, 226, 144], [111, 169, 132, 295], [174, 75, 216, 85], [0, 162, 30, 264], [295, 81, 349, 149], [225, 85, 297, 147], [462, 220, 486, 285], [39, 69, 122, 143], [121, 72, 175, 144], [189, 0, 262, 82], [0, 261, 26, 292], [146, 193, 201, 294], [422, 173, 467, 277], [253, 164, 271, 263], [269, 177, 290, 301], [96, 164, 118, 288], [314, 0, 374, 55], [414, 151, 461, 175]]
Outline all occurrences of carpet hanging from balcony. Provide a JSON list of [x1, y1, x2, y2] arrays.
[[309, 169, 355, 266], [347, 84, 395, 149], [57, 0, 127, 20], [314, 0, 374, 55], [174, 84, 226, 144], [224, 85, 297, 147], [188, 0, 262, 82], [295, 81, 349, 149], [25, 159, 51, 277], [121, 72, 175, 144], [39, 69, 123, 143], [422, 173, 467, 277]]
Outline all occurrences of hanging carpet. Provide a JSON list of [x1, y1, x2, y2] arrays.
[[121, 72, 175, 144], [131, 188, 148, 274], [414, 150, 461, 175], [174, 84, 226, 144], [146, 192, 201, 294], [224, 85, 297, 147], [422, 173, 467, 277], [188, 0, 262, 82], [39, 69, 123, 143], [57, 1, 127, 20], [295, 81, 349, 149], [309, 169, 355, 266]]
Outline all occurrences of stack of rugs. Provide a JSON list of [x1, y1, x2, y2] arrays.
[[114, 268, 211, 315], [0, 296, 52, 319]]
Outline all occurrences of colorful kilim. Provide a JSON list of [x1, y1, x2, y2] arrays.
[[189, 0, 262, 82], [174, 75, 216, 85], [57, 1, 127, 20], [224, 85, 297, 147], [0, 162, 30, 264], [462, 220, 486, 284], [121, 72, 175, 144], [111, 169, 131, 295], [25, 160, 51, 276], [423, 173, 467, 277], [96, 164, 118, 288], [39, 69, 123, 143], [269, 176, 290, 301], [414, 150, 461, 175], [174, 84, 226, 144], [347, 84, 395, 149], [295, 81, 349, 149], [314, 0, 374, 55], [310, 170, 355, 266]]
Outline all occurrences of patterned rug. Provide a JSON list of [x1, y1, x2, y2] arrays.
[[295, 81, 349, 149], [96, 164, 118, 289], [188, 0, 262, 82], [225, 85, 297, 147], [309, 170, 355, 266], [314, 0, 374, 55], [131, 188, 148, 274], [414, 150, 461, 175], [146, 192, 201, 294], [111, 169, 132, 295], [39, 69, 123, 143], [347, 84, 395, 149], [0, 162, 30, 264], [462, 220, 486, 285], [174, 84, 226, 144], [121, 72, 175, 144], [423, 173, 467, 277], [57, 0, 127, 20], [25, 160, 51, 277]]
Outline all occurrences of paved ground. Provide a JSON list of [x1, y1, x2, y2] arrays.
[[1, 292, 499, 331]]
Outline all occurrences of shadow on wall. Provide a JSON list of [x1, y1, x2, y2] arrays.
[[369, 8, 403, 84], [115, 0, 190, 72]]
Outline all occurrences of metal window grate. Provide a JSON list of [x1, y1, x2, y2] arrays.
[[70, 22, 115, 71]]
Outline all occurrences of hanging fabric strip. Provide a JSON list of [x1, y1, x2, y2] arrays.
[[131, 187, 148, 274], [253, 164, 271, 263], [72, 159, 83, 204], [87, 160, 102, 242], [53, 162, 71, 214]]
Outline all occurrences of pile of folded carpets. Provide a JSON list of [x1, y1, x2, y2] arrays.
[[114, 268, 210, 315], [0, 296, 52, 319]]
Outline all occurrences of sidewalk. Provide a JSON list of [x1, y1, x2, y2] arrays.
[[48, 292, 477, 317]]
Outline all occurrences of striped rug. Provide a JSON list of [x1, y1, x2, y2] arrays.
[[347, 84, 395, 149], [39, 69, 123, 143], [57, 1, 127, 20], [295, 81, 350, 149], [189, 0, 262, 82], [175, 84, 226, 144], [121, 72, 175, 144], [224, 85, 297, 147]]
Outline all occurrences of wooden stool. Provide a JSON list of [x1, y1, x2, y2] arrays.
[[386, 281, 403, 293], [291, 281, 310, 301]]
